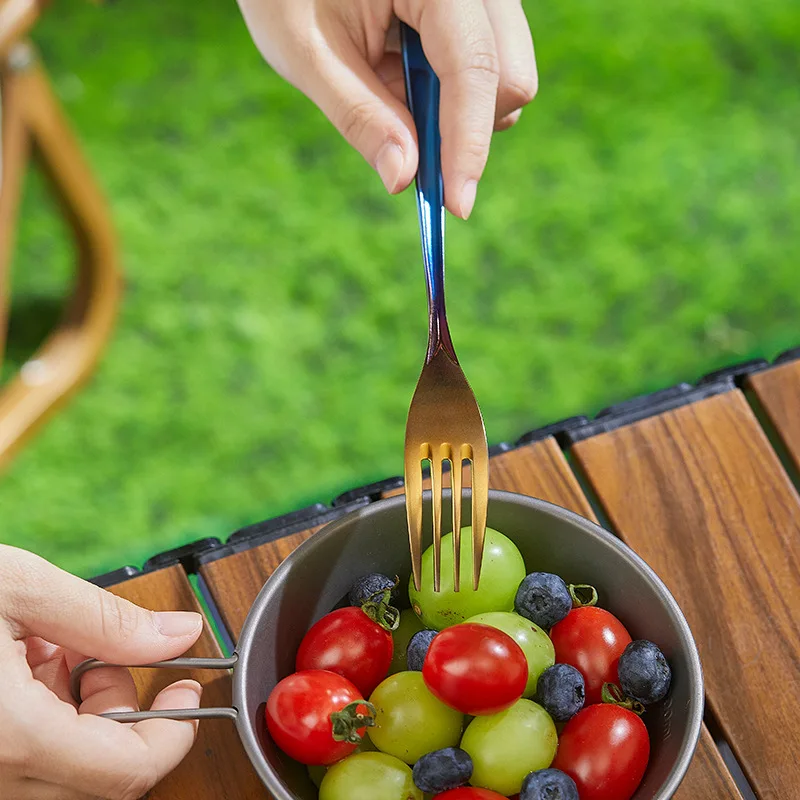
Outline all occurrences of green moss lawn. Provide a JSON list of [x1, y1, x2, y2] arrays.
[[3, 0, 798, 576]]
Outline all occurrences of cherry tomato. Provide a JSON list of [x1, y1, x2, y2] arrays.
[[552, 704, 650, 800], [433, 789, 507, 800], [423, 623, 527, 715], [265, 670, 373, 765], [297, 606, 394, 696], [549, 607, 632, 704]]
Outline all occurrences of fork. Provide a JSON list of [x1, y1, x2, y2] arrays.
[[401, 23, 489, 593]]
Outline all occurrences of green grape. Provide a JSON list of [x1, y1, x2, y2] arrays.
[[461, 699, 557, 796], [306, 733, 376, 788], [467, 611, 555, 696], [409, 528, 526, 629], [368, 671, 463, 764], [389, 609, 426, 674], [320, 752, 422, 800]]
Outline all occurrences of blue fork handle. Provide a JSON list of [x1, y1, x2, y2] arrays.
[[401, 23, 456, 362]]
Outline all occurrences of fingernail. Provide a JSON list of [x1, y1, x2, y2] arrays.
[[459, 180, 478, 219], [154, 611, 202, 637], [169, 680, 203, 708], [183, 680, 203, 702], [376, 141, 405, 194]]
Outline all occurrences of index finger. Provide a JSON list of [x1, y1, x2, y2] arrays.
[[401, 0, 499, 219]]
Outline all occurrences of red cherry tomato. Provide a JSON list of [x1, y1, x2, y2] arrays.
[[423, 623, 527, 715], [552, 703, 650, 800], [265, 670, 372, 765], [296, 606, 393, 696], [549, 607, 632, 704], [434, 789, 508, 800]]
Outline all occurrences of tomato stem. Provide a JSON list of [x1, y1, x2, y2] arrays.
[[329, 701, 377, 744], [602, 682, 645, 715], [360, 581, 401, 631], [569, 583, 598, 608]]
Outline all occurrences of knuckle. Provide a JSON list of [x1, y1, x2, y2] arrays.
[[336, 99, 381, 148], [465, 43, 500, 83], [500, 70, 538, 109], [0, 546, 46, 630], [460, 134, 491, 163], [99, 591, 143, 646]]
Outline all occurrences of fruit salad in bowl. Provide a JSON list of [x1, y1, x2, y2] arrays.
[[253, 494, 700, 800], [233, 491, 702, 800]]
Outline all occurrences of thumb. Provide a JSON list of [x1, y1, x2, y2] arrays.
[[0, 545, 202, 664], [296, 37, 418, 194]]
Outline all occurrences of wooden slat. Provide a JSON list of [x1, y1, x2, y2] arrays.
[[684, 731, 747, 800], [202, 437, 738, 799], [572, 390, 800, 800], [200, 526, 322, 640], [108, 566, 267, 799], [748, 359, 800, 474]]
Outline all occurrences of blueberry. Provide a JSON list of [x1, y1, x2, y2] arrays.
[[412, 747, 473, 794], [521, 768, 579, 800], [536, 664, 585, 721], [406, 629, 437, 671], [515, 572, 573, 629], [348, 573, 396, 607], [618, 639, 671, 704]]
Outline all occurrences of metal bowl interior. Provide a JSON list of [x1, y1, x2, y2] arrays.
[[233, 490, 704, 800]]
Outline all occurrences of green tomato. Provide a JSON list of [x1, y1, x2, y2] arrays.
[[368, 671, 463, 764], [320, 752, 422, 800], [467, 611, 554, 696], [389, 609, 426, 674], [409, 527, 526, 629], [461, 699, 557, 796]]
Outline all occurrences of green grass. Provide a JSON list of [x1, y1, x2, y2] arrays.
[[3, 0, 799, 577]]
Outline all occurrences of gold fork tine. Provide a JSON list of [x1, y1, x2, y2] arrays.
[[405, 444, 424, 591], [430, 451, 445, 592], [470, 443, 489, 590], [451, 450, 463, 591]]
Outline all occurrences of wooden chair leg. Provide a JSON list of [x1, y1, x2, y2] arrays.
[[0, 41, 122, 470], [0, 46, 30, 368]]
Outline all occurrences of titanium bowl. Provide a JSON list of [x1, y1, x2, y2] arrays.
[[234, 489, 704, 800]]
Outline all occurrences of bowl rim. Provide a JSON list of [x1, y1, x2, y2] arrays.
[[234, 489, 705, 800]]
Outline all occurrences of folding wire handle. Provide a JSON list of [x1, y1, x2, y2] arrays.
[[70, 656, 239, 722]]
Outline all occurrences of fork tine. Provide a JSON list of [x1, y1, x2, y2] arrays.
[[470, 444, 489, 590], [451, 449, 463, 592], [405, 446, 424, 591], [430, 450, 445, 593]]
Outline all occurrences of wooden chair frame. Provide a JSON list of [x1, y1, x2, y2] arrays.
[[0, 2, 122, 470]]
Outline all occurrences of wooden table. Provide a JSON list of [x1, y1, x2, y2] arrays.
[[95, 350, 800, 800]]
